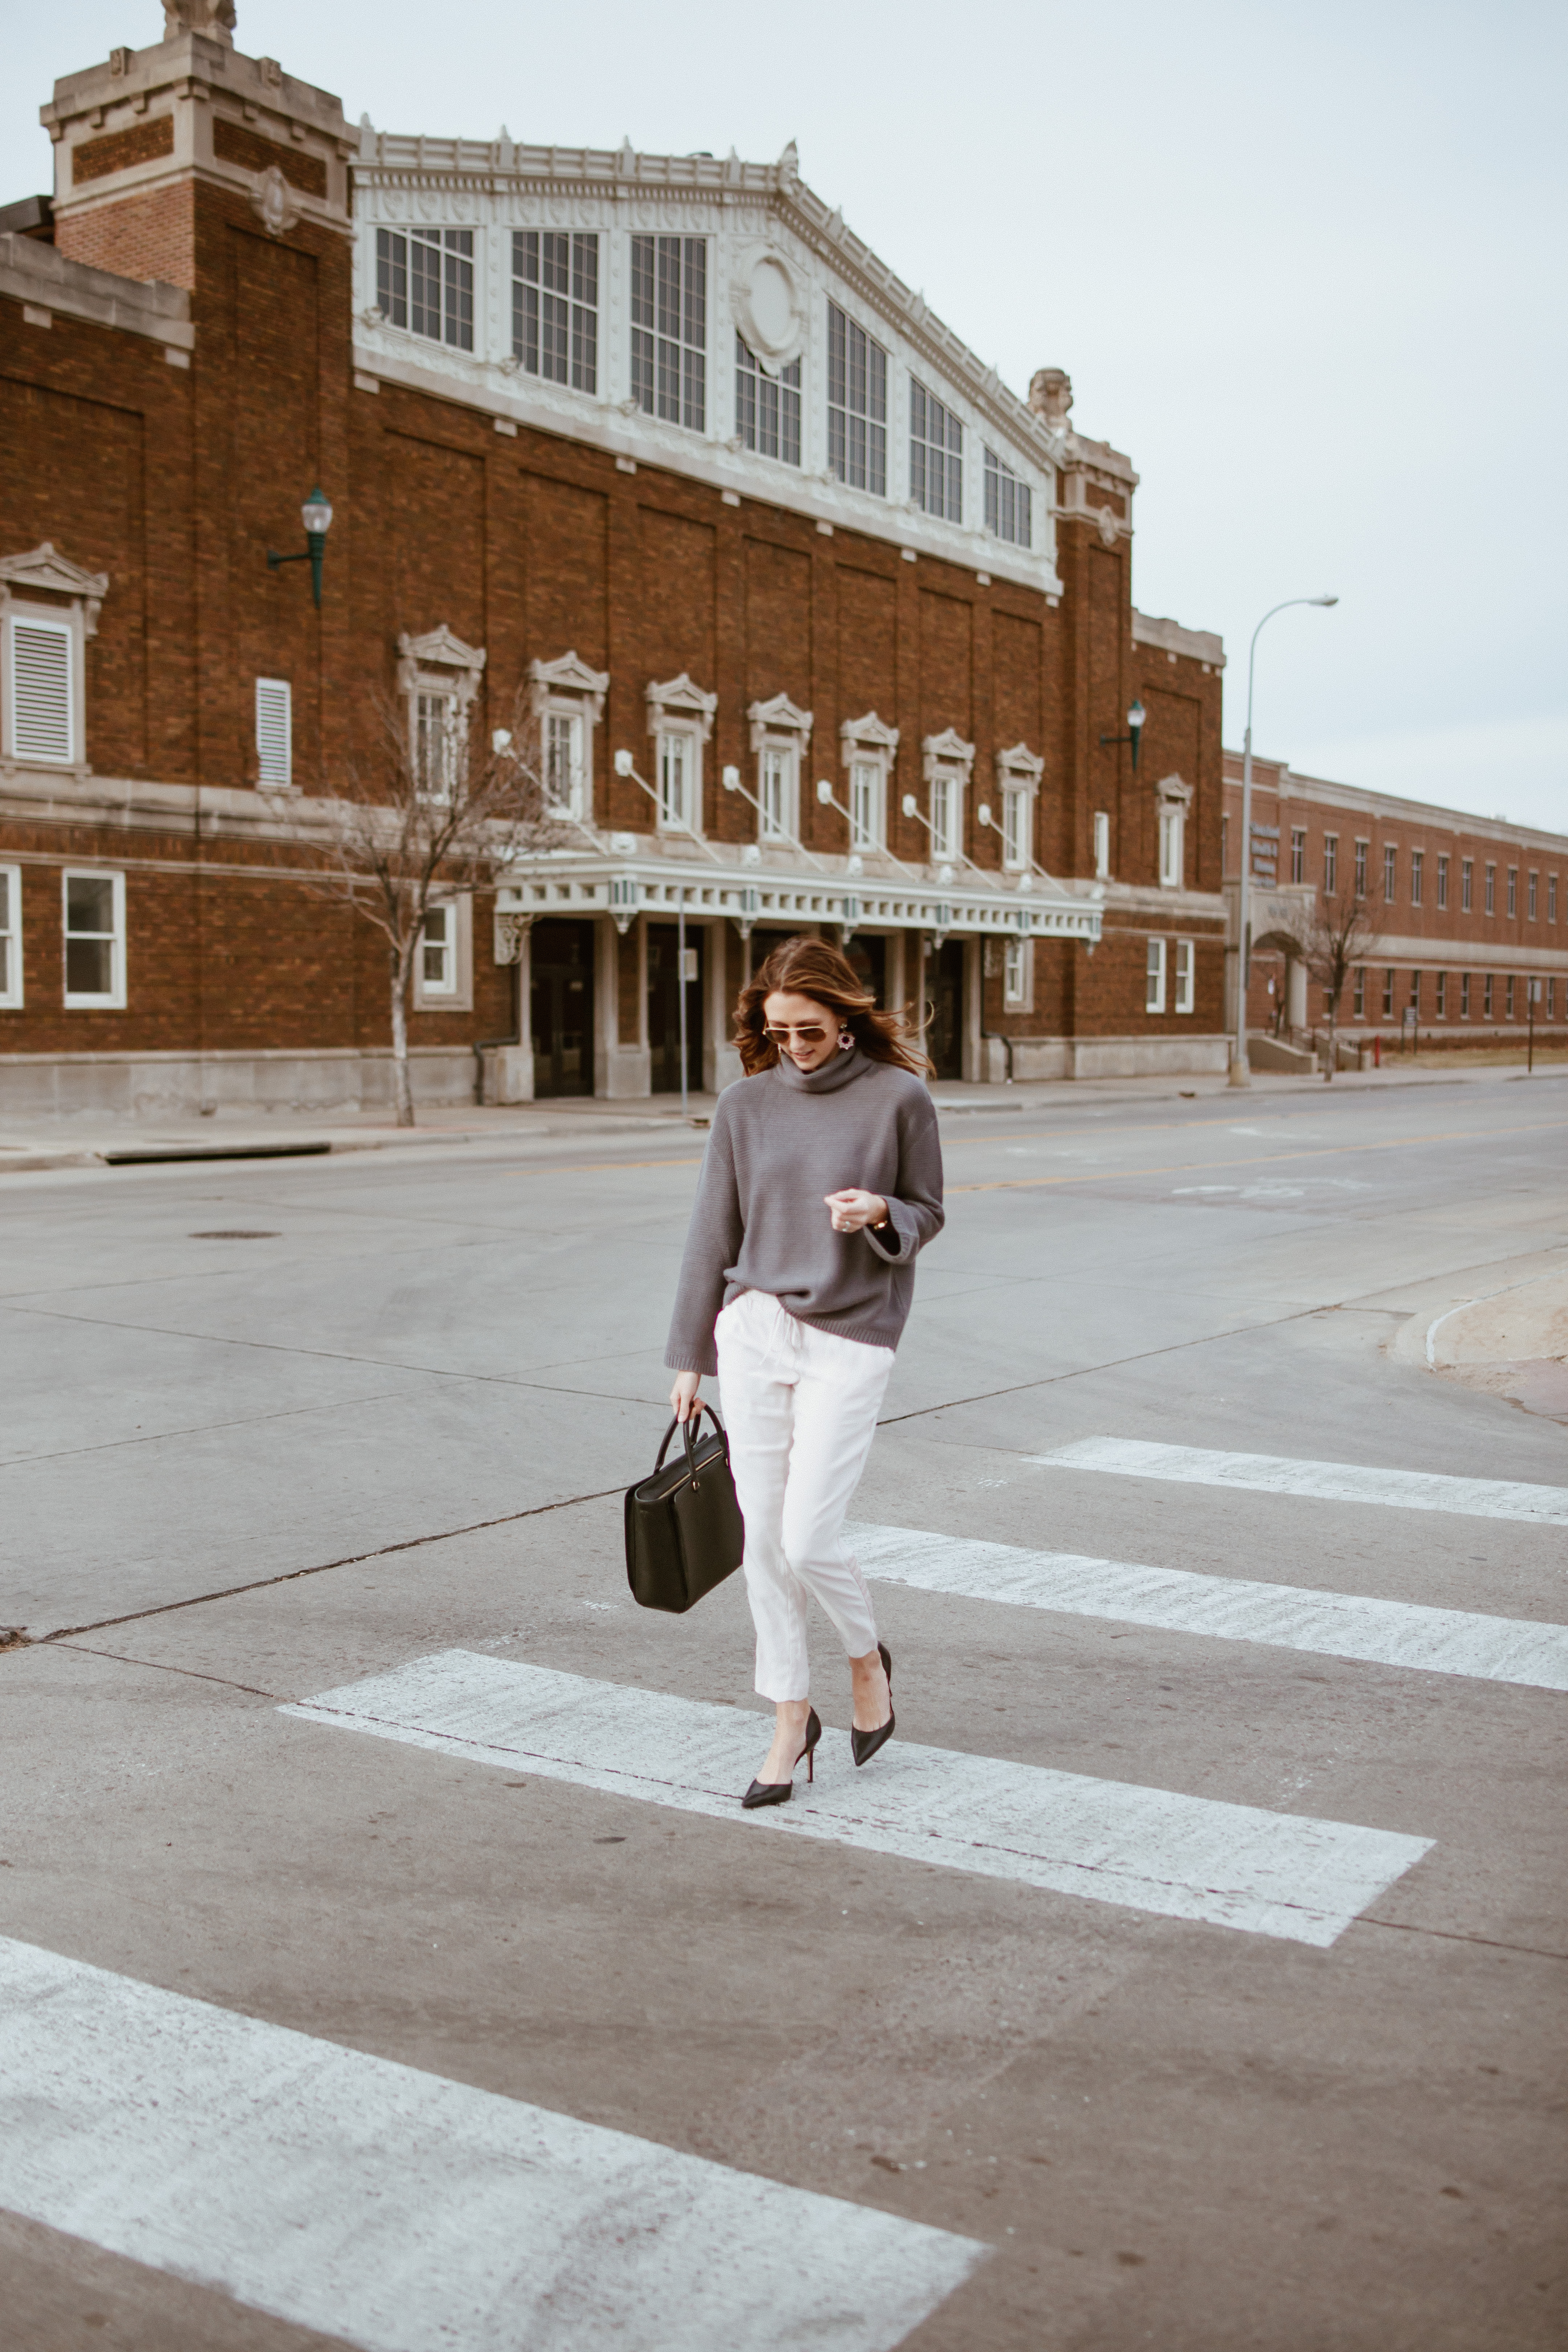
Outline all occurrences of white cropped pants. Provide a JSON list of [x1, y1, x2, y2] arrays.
[[715, 1288, 894, 1703]]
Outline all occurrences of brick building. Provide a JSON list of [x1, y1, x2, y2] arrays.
[[1224, 754, 1568, 1060], [1, 0, 1232, 1115]]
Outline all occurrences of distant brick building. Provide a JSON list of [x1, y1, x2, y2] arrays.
[[1224, 754, 1568, 1057], [1, 1, 1233, 1114]]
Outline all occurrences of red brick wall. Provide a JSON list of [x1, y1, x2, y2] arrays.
[[1, 157, 1235, 1067], [55, 180, 196, 291]]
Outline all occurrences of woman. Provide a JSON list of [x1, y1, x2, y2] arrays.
[[665, 935, 944, 1808]]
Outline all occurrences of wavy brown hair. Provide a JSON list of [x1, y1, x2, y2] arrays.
[[734, 934, 931, 1077]]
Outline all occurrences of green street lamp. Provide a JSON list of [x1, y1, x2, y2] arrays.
[[267, 486, 334, 607], [1099, 697, 1146, 772]]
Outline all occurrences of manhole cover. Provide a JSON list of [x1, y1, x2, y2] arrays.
[[190, 1230, 281, 1240]]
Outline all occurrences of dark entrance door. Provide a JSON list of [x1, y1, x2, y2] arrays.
[[647, 922, 704, 1094], [846, 934, 886, 1006], [927, 938, 965, 1080], [531, 919, 595, 1097]]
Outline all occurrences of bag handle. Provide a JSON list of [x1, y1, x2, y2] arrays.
[[652, 1398, 726, 1475]]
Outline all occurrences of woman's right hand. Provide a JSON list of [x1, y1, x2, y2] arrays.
[[670, 1370, 702, 1422]]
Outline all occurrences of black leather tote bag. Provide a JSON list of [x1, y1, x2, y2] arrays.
[[624, 1402, 746, 1614]]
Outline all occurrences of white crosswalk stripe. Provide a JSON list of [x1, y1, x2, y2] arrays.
[[0, 1935, 985, 2352], [1030, 1437, 1568, 1526], [283, 1653, 1433, 1948], [849, 1522, 1568, 1691]]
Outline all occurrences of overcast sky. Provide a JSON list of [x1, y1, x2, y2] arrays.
[[10, 0, 1565, 834]]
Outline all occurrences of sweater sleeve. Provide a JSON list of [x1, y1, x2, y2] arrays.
[[663, 1102, 744, 1377], [865, 1089, 945, 1265]]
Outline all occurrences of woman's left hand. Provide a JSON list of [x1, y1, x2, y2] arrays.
[[825, 1189, 888, 1233]]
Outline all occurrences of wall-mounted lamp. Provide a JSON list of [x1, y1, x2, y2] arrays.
[[1099, 697, 1146, 772], [267, 486, 334, 608]]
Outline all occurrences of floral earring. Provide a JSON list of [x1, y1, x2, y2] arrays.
[[837, 1027, 854, 1052]]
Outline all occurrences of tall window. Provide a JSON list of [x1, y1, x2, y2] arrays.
[[630, 236, 706, 430], [0, 866, 21, 1008], [415, 689, 464, 803], [1291, 828, 1306, 883], [376, 227, 474, 350], [1507, 866, 1518, 916], [1485, 861, 1496, 914], [1460, 973, 1470, 1017], [1528, 869, 1539, 919], [543, 710, 586, 820], [1410, 971, 1422, 1013], [1484, 973, 1494, 1016], [1382, 968, 1394, 1017], [930, 769, 960, 862], [1354, 840, 1368, 898], [1146, 936, 1167, 1014], [1159, 804, 1185, 889], [1462, 857, 1474, 911], [1094, 810, 1110, 879], [1003, 935, 1032, 1008], [759, 742, 796, 842], [1383, 845, 1397, 902], [420, 904, 457, 996], [1173, 938, 1195, 1014], [827, 303, 886, 495], [984, 447, 1032, 546], [1436, 970, 1447, 1017], [63, 870, 125, 1009], [1003, 786, 1032, 871], [1506, 975, 1516, 1018], [1549, 874, 1559, 923], [1323, 834, 1338, 895], [1353, 967, 1365, 1018], [255, 677, 291, 788], [4, 611, 74, 764], [1410, 849, 1424, 906], [849, 758, 882, 852], [658, 732, 695, 830], [513, 231, 597, 392], [735, 336, 801, 465], [910, 379, 962, 521], [1437, 853, 1449, 909]]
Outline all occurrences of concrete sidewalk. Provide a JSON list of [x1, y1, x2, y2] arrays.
[[0, 1056, 1562, 1174]]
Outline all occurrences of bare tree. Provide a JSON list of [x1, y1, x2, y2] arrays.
[[265, 690, 564, 1126], [1299, 893, 1385, 1081]]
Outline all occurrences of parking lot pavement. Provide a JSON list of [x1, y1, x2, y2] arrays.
[[2, 1074, 1565, 2349]]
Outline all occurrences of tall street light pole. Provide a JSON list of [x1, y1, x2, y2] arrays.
[[1230, 595, 1339, 1088]]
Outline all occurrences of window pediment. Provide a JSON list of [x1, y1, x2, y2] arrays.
[[922, 727, 975, 784], [747, 693, 812, 752], [397, 624, 487, 701], [1155, 771, 1193, 808], [841, 711, 899, 757], [529, 650, 609, 722], [646, 673, 717, 740], [0, 543, 110, 636], [996, 742, 1044, 791]]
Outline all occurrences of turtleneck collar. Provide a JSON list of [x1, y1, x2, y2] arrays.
[[772, 1044, 870, 1094]]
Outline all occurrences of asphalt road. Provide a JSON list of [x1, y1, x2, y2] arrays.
[[3, 1071, 1565, 2351]]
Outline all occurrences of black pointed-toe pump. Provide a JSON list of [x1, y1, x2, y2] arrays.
[[850, 1643, 895, 1769], [741, 1707, 822, 1809]]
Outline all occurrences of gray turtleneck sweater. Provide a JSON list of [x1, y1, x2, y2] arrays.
[[664, 1049, 945, 1376]]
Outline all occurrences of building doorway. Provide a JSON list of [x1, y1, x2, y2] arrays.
[[531, 919, 595, 1097], [926, 937, 965, 1079], [648, 922, 705, 1094], [845, 934, 887, 1006]]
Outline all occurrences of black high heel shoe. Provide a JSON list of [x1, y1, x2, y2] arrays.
[[742, 1708, 822, 1809], [850, 1643, 895, 1768]]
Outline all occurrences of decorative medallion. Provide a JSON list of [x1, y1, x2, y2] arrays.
[[731, 246, 806, 376], [249, 166, 300, 238]]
